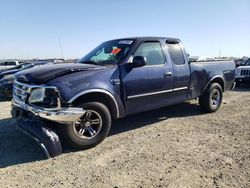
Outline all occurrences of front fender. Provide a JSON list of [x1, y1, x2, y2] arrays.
[[68, 89, 126, 118]]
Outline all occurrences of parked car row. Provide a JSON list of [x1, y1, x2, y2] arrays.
[[0, 60, 58, 98], [189, 56, 249, 69]]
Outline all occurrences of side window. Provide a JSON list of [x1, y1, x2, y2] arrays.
[[167, 43, 185, 65], [6, 62, 16, 66], [134, 41, 165, 65]]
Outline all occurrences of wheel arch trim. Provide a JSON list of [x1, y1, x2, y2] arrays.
[[203, 76, 225, 92], [67, 89, 120, 118]]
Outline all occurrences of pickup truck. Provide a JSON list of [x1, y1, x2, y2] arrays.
[[235, 58, 250, 86], [11, 37, 235, 157]]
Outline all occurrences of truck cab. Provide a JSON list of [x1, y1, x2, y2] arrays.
[[118, 38, 190, 114]]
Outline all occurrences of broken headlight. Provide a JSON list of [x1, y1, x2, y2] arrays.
[[28, 87, 61, 109]]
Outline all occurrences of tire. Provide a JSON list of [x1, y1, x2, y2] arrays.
[[63, 102, 111, 149], [235, 81, 241, 87], [199, 83, 223, 113]]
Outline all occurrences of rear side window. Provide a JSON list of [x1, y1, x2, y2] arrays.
[[166, 43, 185, 65], [134, 41, 165, 65], [5, 62, 16, 66]]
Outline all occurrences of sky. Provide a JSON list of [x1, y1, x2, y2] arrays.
[[0, 0, 249, 59]]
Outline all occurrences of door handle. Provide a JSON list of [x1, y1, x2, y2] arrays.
[[164, 72, 172, 77]]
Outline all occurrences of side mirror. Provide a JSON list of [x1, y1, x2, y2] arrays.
[[128, 56, 146, 68]]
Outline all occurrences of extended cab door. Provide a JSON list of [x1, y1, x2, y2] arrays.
[[120, 40, 175, 115], [165, 41, 190, 103]]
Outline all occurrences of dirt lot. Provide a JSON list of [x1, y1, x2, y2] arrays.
[[0, 87, 249, 188]]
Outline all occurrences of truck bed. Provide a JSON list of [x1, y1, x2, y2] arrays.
[[188, 60, 235, 99]]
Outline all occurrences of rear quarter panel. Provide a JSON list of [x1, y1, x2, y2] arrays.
[[189, 61, 235, 99]]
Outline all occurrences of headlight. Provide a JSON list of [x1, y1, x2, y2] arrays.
[[28, 87, 61, 109], [29, 88, 45, 103], [235, 69, 241, 75]]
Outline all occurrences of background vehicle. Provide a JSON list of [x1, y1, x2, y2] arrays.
[[0, 61, 23, 70], [0, 60, 55, 98], [11, 37, 235, 157], [197, 56, 216, 62], [235, 58, 250, 86], [188, 56, 199, 62], [0, 62, 30, 74], [234, 58, 247, 67]]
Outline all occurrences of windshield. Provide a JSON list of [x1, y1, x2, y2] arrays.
[[77, 39, 135, 65], [244, 59, 250, 66]]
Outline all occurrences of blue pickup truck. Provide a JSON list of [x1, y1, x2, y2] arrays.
[[11, 37, 235, 157]]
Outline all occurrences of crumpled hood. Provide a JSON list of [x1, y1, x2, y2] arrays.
[[0, 69, 19, 79], [15, 63, 105, 84]]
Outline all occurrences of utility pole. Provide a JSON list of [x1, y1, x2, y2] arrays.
[[58, 36, 64, 59]]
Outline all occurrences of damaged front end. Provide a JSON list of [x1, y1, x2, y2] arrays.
[[11, 80, 85, 158]]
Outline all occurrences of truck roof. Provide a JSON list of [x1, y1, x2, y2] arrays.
[[113, 37, 181, 43]]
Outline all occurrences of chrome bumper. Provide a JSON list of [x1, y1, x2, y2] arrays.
[[12, 99, 85, 124]]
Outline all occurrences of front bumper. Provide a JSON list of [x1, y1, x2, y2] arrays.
[[11, 80, 87, 158], [235, 76, 250, 84], [12, 98, 85, 124], [17, 118, 63, 158], [11, 99, 86, 158]]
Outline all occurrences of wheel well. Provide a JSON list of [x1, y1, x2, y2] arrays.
[[72, 92, 118, 119], [207, 77, 225, 91]]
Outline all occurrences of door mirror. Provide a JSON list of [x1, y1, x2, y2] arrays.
[[130, 56, 146, 68]]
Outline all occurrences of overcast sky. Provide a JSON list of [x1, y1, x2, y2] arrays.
[[0, 0, 249, 59]]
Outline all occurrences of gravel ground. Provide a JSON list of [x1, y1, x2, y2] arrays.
[[0, 87, 250, 188]]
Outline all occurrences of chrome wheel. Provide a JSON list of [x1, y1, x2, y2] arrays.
[[73, 110, 103, 139], [210, 89, 221, 107]]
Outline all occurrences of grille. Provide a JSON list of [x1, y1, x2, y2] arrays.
[[13, 80, 61, 110], [13, 81, 30, 103], [241, 69, 250, 76]]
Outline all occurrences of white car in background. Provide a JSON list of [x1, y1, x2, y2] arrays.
[[0, 61, 21, 70], [197, 56, 216, 62]]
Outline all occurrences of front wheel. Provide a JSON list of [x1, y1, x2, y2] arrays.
[[63, 102, 111, 149], [199, 83, 223, 113]]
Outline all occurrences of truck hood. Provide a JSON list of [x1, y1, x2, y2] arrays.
[[0, 69, 19, 79], [15, 63, 105, 84]]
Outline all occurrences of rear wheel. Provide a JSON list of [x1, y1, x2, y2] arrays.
[[63, 102, 111, 149], [199, 83, 223, 113]]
